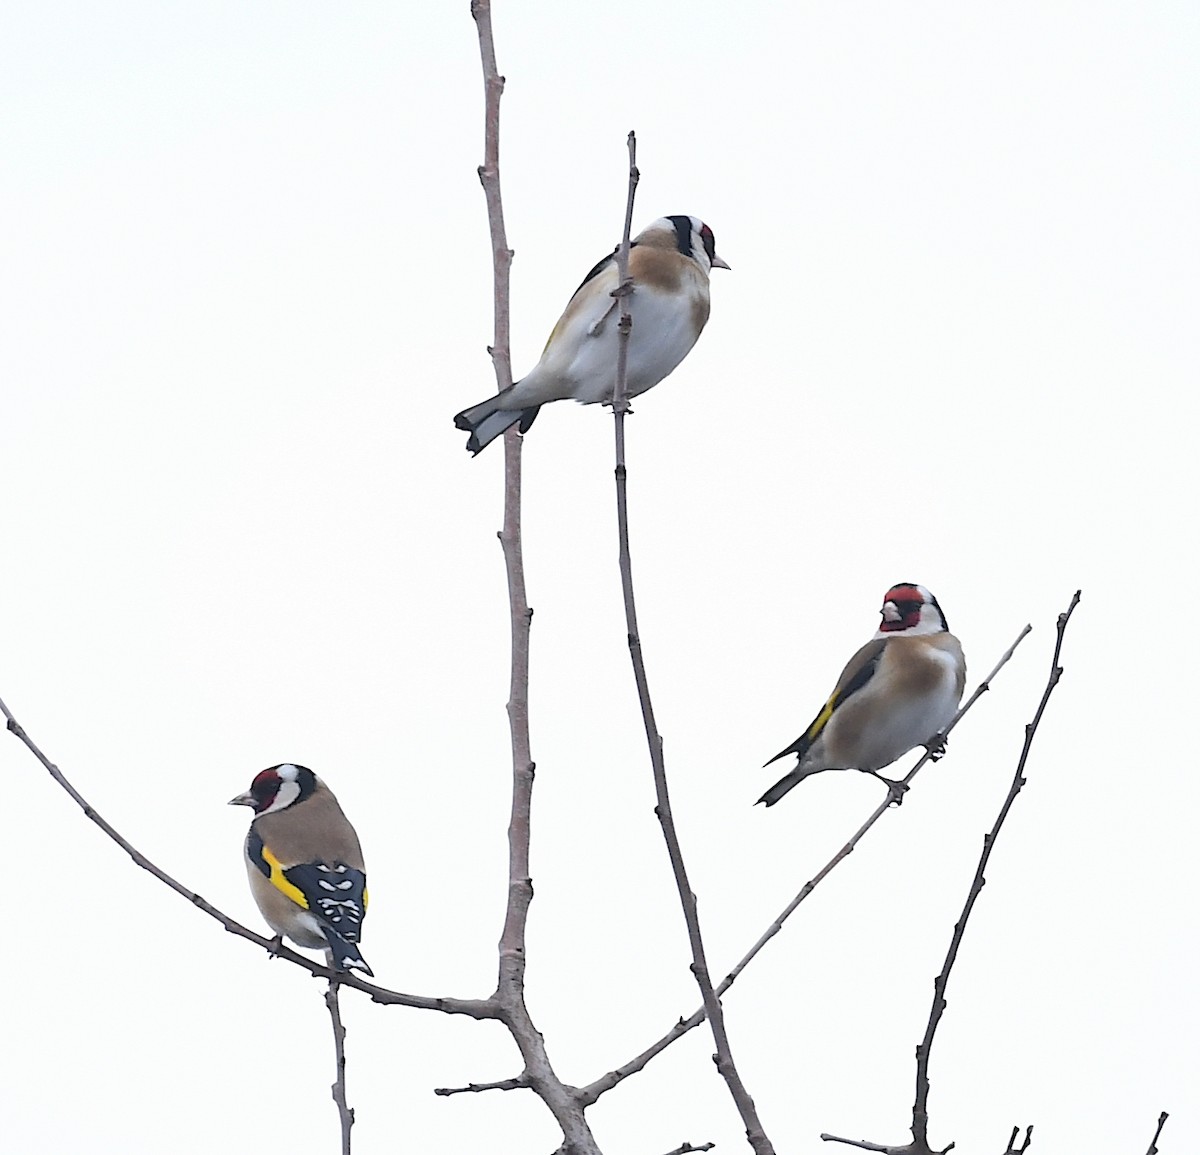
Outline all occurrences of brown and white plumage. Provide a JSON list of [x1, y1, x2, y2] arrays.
[[454, 214, 729, 454], [229, 763, 372, 975], [758, 584, 966, 806]]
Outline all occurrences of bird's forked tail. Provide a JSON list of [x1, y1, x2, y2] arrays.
[[453, 392, 541, 455]]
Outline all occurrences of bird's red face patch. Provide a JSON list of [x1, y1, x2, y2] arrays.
[[247, 769, 282, 813], [879, 584, 925, 632]]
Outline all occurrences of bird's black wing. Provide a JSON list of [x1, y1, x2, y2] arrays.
[[764, 639, 887, 766], [281, 860, 369, 944]]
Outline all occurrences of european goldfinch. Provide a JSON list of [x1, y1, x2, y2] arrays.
[[758, 584, 966, 806], [454, 214, 729, 454], [229, 763, 372, 975]]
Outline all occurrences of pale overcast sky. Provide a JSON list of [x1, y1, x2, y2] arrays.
[[2, 3, 1196, 1153]]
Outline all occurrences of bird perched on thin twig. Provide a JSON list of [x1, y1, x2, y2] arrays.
[[454, 214, 729, 454], [229, 763, 372, 975], [758, 584, 966, 806]]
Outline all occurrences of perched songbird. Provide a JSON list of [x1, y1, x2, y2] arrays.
[[229, 763, 372, 975], [758, 584, 966, 806], [454, 214, 729, 454]]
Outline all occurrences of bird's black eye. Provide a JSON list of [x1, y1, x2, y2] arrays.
[[700, 223, 717, 264]]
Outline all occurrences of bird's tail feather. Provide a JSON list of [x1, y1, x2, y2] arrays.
[[323, 928, 373, 976], [763, 734, 810, 769], [454, 392, 541, 455], [756, 765, 823, 807]]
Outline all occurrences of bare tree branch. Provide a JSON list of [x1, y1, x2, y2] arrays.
[[1001, 1124, 1033, 1154], [823, 592, 1080, 1155], [1144, 1112, 1169, 1155], [609, 129, 639, 419], [470, 4, 600, 1152], [579, 624, 1032, 1106], [608, 134, 774, 1155], [819, 1136, 952, 1155], [434, 1076, 530, 1097], [0, 694, 494, 1016], [324, 973, 354, 1154], [659, 1144, 716, 1155], [472, 2, 512, 397], [908, 592, 1079, 1153]]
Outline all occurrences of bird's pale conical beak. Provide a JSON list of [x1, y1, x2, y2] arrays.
[[881, 602, 902, 623], [711, 254, 731, 270], [228, 792, 254, 807]]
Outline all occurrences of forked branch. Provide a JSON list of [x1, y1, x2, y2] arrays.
[[823, 591, 1081, 1155], [579, 623, 1032, 1106], [0, 695, 493, 1016], [470, 2, 600, 1152], [1001, 1125, 1033, 1154]]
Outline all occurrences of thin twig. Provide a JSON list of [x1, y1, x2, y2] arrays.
[[0, 695, 494, 1016], [579, 625, 1032, 1106], [609, 134, 774, 1155], [473, 1, 512, 397], [434, 1076, 530, 1097], [1001, 1124, 1033, 1154], [610, 129, 639, 418], [1144, 1112, 1169, 1155], [909, 592, 1079, 1152], [470, 4, 600, 1153], [659, 1144, 716, 1155], [324, 972, 354, 1154], [818, 1136, 949, 1155]]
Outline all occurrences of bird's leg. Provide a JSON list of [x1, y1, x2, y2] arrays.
[[865, 770, 909, 806], [265, 934, 284, 960], [925, 733, 949, 761]]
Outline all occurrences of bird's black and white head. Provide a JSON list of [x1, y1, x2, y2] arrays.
[[639, 215, 731, 275], [876, 583, 949, 637], [228, 763, 319, 817]]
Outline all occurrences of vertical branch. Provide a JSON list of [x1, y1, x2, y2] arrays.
[[469, 0, 529, 1006], [473, 0, 512, 398], [1144, 1112, 1168, 1155], [610, 130, 639, 421], [470, 4, 600, 1152], [324, 972, 354, 1155], [908, 592, 1082, 1152], [610, 139, 776, 1155]]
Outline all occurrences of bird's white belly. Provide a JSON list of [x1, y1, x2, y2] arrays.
[[828, 651, 961, 772], [869, 685, 957, 768], [515, 282, 705, 407], [570, 301, 699, 404]]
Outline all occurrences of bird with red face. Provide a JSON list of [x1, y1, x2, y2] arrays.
[[229, 764, 372, 975], [758, 584, 966, 806]]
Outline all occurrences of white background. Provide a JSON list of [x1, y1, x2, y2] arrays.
[[2, 3, 1196, 1153]]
